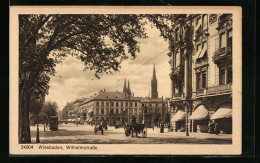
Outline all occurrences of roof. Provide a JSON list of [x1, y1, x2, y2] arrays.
[[93, 91, 138, 101]]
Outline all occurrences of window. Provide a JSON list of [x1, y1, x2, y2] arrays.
[[202, 15, 207, 31], [130, 102, 133, 107], [196, 17, 201, 26], [111, 102, 114, 107], [110, 108, 114, 114], [175, 28, 179, 41], [135, 102, 137, 107], [196, 72, 201, 89], [121, 102, 123, 107], [220, 32, 226, 49], [219, 69, 225, 85], [135, 108, 137, 115], [227, 29, 232, 51], [142, 103, 144, 107], [96, 101, 99, 107], [116, 102, 118, 107], [125, 102, 128, 107], [202, 71, 207, 88], [156, 104, 158, 107], [125, 108, 128, 114], [227, 67, 232, 84], [116, 109, 118, 115], [121, 108, 124, 114], [106, 102, 109, 107], [175, 51, 180, 67], [101, 101, 104, 107], [163, 104, 165, 107], [149, 104, 152, 107], [96, 108, 99, 115], [101, 108, 104, 115], [106, 108, 109, 114]]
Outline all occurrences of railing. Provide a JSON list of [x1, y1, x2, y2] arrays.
[[207, 84, 232, 94], [171, 65, 184, 76], [213, 47, 232, 63], [193, 84, 232, 98]]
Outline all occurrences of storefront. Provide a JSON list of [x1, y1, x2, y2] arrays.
[[189, 105, 209, 133], [171, 109, 186, 132], [211, 103, 232, 134]]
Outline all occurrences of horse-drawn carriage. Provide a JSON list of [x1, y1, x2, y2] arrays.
[[124, 123, 147, 138]]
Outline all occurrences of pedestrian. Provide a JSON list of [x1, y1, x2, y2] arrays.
[[160, 122, 164, 133], [214, 122, 220, 135], [168, 123, 171, 132]]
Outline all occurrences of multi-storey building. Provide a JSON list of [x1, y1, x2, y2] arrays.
[[169, 14, 232, 134]]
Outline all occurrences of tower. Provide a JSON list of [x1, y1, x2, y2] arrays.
[[123, 78, 127, 93], [128, 80, 131, 95], [151, 64, 158, 98], [123, 78, 131, 95]]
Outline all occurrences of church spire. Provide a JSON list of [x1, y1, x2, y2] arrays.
[[152, 64, 157, 80], [128, 80, 131, 95], [151, 64, 158, 98], [123, 78, 127, 93]]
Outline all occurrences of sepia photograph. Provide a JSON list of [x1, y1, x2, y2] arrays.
[[10, 6, 242, 155]]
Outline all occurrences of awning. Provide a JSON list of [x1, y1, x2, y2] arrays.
[[171, 110, 186, 121], [194, 24, 201, 32], [189, 105, 209, 120], [211, 103, 232, 120], [88, 108, 93, 113], [194, 47, 202, 59], [198, 46, 207, 59]]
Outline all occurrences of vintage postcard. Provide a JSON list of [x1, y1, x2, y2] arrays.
[[10, 6, 242, 155]]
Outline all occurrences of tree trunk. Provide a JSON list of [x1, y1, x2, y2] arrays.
[[19, 90, 32, 143]]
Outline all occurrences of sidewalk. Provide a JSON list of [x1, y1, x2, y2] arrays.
[[148, 127, 232, 140]]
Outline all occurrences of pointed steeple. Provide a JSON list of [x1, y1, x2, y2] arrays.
[[128, 80, 131, 95], [151, 64, 158, 98], [152, 64, 157, 80], [123, 78, 127, 93]]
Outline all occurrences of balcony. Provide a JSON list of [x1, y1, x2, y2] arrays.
[[217, 14, 232, 31], [212, 47, 232, 64], [172, 93, 185, 101], [193, 84, 232, 98], [170, 65, 184, 82], [207, 84, 232, 95]]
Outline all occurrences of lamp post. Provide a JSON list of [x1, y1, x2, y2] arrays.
[[36, 117, 40, 143]]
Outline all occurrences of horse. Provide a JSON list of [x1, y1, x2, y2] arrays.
[[94, 125, 104, 135]]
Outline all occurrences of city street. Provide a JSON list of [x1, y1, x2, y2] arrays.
[[30, 124, 232, 144]]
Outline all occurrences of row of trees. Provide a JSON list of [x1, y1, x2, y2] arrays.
[[19, 14, 188, 143]]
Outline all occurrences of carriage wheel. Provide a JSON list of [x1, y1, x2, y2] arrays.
[[142, 127, 147, 138]]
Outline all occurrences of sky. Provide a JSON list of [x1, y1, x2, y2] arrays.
[[45, 24, 171, 111]]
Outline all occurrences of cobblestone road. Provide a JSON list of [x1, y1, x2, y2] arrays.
[[30, 124, 232, 144]]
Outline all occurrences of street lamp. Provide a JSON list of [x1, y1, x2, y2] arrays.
[[36, 116, 40, 143]]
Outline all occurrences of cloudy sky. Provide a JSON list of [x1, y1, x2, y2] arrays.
[[45, 24, 171, 110]]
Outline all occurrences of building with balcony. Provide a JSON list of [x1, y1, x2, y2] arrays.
[[169, 14, 232, 134]]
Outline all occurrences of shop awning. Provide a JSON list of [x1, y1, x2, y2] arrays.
[[171, 110, 186, 121], [198, 46, 207, 59], [189, 105, 209, 120], [211, 103, 232, 120]]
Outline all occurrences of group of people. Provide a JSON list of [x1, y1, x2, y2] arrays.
[[208, 121, 220, 135]]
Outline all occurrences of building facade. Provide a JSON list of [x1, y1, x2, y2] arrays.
[[169, 14, 232, 134]]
